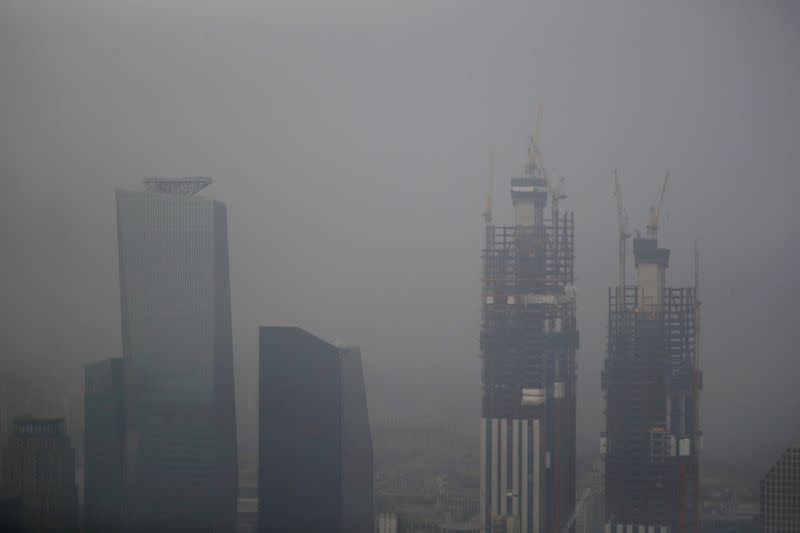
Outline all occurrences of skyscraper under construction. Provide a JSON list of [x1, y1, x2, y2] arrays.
[[479, 136, 578, 533], [602, 175, 702, 533]]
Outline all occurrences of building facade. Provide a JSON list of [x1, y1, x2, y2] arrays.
[[1, 416, 78, 532], [603, 237, 702, 533], [339, 346, 375, 533], [84, 357, 126, 533], [760, 441, 800, 532], [116, 178, 237, 532], [259, 327, 343, 532], [259, 329, 375, 533], [479, 138, 578, 532]]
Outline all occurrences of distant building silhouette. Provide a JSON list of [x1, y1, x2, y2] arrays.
[[115, 178, 237, 532], [338, 345, 375, 533], [1, 416, 78, 532], [84, 357, 125, 532], [259, 328, 374, 533], [760, 440, 800, 532]]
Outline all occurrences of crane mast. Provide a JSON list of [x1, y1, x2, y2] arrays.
[[646, 171, 670, 238], [613, 169, 630, 309]]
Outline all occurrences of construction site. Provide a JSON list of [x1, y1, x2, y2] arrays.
[[602, 173, 703, 533], [479, 113, 579, 533]]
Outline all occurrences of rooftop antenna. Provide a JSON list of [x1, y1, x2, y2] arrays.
[[483, 152, 495, 225]]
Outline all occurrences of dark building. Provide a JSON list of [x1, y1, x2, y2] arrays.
[[760, 440, 800, 532], [603, 236, 702, 533], [0, 487, 23, 533], [338, 345, 375, 533], [84, 357, 126, 532], [1, 416, 78, 532], [479, 138, 578, 532], [259, 327, 343, 532], [116, 177, 237, 532]]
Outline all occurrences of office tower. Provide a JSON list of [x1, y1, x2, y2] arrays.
[[760, 440, 800, 532], [603, 230, 702, 532], [479, 137, 578, 532], [339, 345, 375, 533], [116, 177, 237, 532], [259, 327, 342, 533], [84, 357, 125, 532], [259, 329, 375, 533], [1, 416, 78, 532]]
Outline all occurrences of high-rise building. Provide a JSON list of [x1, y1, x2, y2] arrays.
[[603, 235, 702, 532], [339, 345, 375, 533], [259, 327, 342, 533], [84, 357, 126, 533], [259, 328, 374, 533], [116, 177, 237, 532], [479, 138, 578, 532], [760, 440, 800, 532], [1, 416, 78, 532]]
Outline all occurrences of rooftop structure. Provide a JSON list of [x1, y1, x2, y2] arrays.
[[142, 176, 213, 196]]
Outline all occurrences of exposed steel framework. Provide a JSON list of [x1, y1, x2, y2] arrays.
[[480, 213, 578, 533], [603, 279, 702, 532]]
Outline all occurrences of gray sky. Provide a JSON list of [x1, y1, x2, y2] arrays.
[[1, 0, 798, 469]]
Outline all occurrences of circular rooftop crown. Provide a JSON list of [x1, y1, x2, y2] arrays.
[[142, 176, 213, 196]]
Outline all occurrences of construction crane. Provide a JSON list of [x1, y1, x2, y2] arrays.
[[561, 487, 592, 533], [483, 151, 495, 225], [526, 104, 549, 185], [646, 171, 670, 238], [551, 170, 567, 220], [613, 169, 630, 307]]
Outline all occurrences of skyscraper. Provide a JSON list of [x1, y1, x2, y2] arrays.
[[603, 235, 702, 532], [84, 357, 126, 533], [259, 329, 375, 533], [760, 440, 800, 532], [259, 327, 342, 533], [1, 416, 78, 532], [116, 177, 237, 532], [339, 345, 375, 533], [479, 137, 578, 532]]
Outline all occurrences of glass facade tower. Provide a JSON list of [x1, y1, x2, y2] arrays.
[[116, 182, 237, 532]]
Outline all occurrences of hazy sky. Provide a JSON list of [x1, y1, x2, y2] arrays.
[[1, 1, 798, 469]]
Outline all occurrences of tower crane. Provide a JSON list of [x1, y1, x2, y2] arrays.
[[646, 171, 670, 238], [483, 152, 495, 225], [550, 171, 567, 220], [614, 169, 630, 307]]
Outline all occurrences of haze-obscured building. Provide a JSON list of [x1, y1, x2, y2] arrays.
[[116, 177, 237, 532], [84, 357, 125, 533], [259, 327, 342, 532], [1, 416, 78, 532], [603, 234, 702, 532], [259, 328, 374, 533], [760, 440, 800, 532], [339, 345, 375, 533], [479, 137, 578, 532]]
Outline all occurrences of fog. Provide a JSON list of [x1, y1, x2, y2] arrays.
[[1, 0, 798, 473]]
